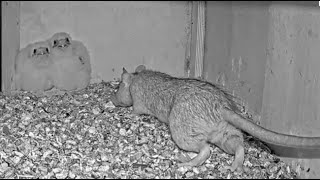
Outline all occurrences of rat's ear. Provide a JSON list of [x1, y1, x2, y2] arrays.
[[122, 67, 128, 74], [121, 67, 131, 83], [135, 65, 146, 73]]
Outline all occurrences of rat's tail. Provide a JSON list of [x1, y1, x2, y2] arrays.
[[222, 109, 320, 148]]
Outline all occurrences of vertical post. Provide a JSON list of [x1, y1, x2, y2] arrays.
[[194, 1, 206, 78], [1, 1, 20, 92], [184, 1, 193, 77], [189, 1, 206, 78]]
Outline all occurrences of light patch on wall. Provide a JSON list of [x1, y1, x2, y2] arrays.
[[20, 2, 76, 48], [20, 1, 190, 81]]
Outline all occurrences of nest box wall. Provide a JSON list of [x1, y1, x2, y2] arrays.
[[18, 1, 192, 83], [203, 2, 320, 178], [1, 1, 20, 92]]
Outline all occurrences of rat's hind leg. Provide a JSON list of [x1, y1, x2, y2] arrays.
[[208, 122, 245, 172], [168, 102, 215, 168], [176, 142, 211, 167], [220, 135, 245, 172], [169, 116, 211, 167]]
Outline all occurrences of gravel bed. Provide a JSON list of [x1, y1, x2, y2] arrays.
[[0, 81, 301, 179]]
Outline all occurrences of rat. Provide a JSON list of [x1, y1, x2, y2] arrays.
[[111, 65, 320, 172]]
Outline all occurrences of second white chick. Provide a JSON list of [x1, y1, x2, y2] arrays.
[[48, 32, 91, 91]]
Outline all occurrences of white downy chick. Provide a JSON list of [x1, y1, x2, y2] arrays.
[[48, 32, 91, 91], [14, 41, 54, 91]]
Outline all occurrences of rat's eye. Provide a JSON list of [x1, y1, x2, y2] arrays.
[[66, 38, 70, 43], [33, 49, 37, 55], [53, 40, 57, 46], [45, 48, 49, 54]]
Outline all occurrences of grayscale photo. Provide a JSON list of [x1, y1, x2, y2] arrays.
[[1, 1, 320, 179]]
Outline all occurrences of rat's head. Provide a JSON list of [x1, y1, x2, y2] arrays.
[[111, 67, 134, 107], [111, 65, 146, 107]]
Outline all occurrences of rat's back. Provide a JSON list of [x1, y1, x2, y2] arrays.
[[130, 69, 240, 124]]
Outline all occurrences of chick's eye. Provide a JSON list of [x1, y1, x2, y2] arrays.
[[46, 48, 49, 54], [66, 38, 70, 43]]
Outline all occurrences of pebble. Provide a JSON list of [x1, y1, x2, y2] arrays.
[[68, 172, 76, 178], [88, 127, 96, 134], [99, 164, 110, 172], [177, 166, 188, 173], [104, 101, 115, 109], [193, 167, 200, 174], [119, 128, 126, 136], [92, 108, 100, 115], [21, 113, 32, 121], [185, 172, 194, 178], [0, 162, 9, 173], [56, 171, 68, 179], [52, 167, 62, 173]]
